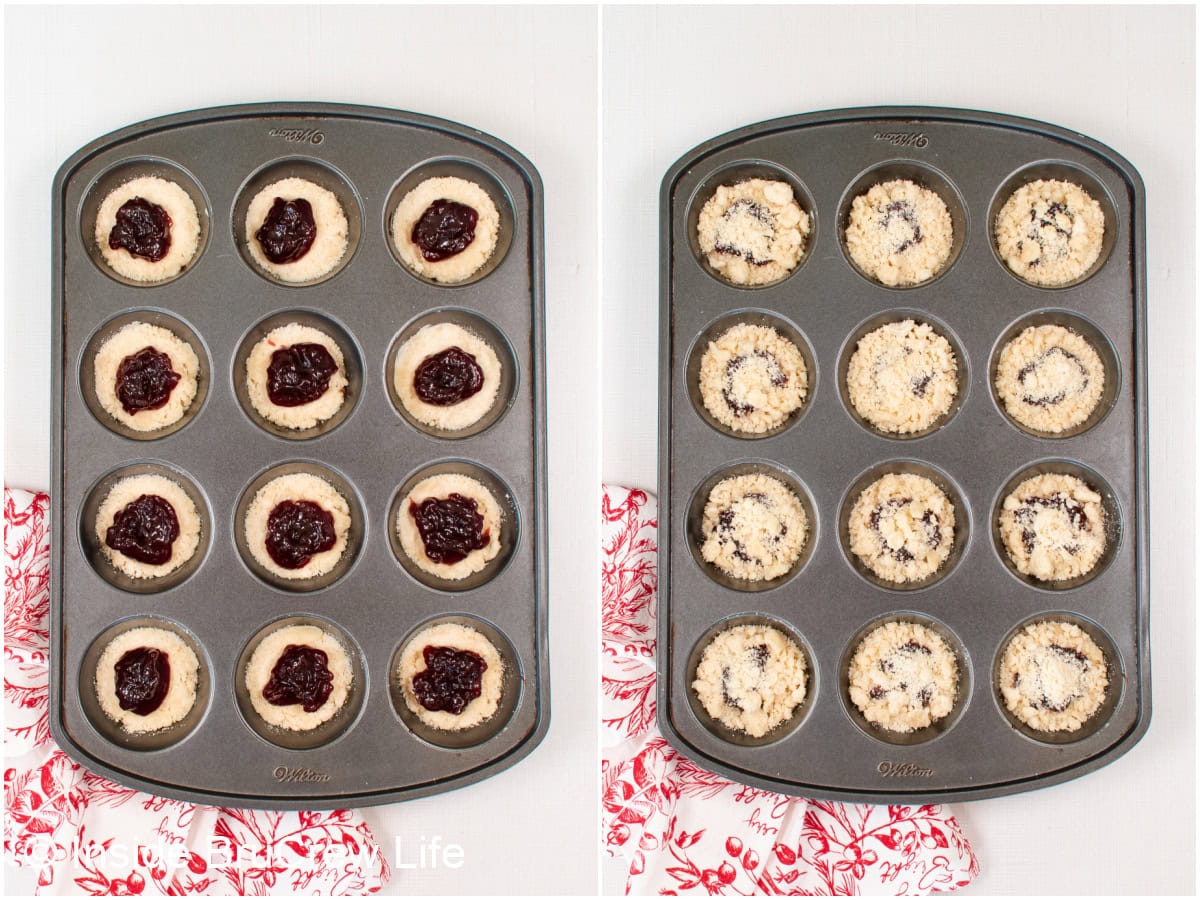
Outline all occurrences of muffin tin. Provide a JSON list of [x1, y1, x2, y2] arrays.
[[657, 107, 1149, 802], [50, 103, 547, 808]]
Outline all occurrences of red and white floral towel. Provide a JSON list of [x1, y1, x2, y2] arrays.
[[4, 488, 390, 895], [601, 485, 979, 895]]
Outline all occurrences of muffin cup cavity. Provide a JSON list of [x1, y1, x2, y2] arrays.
[[388, 460, 520, 593], [684, 612, 817, 747], [384, 157, 516, 287], [79, 616, 211, 752], [79, 461, 211, 594], [685, 308, 817, 440], [836, 160, 967, 289], [991, 611, 1124, 745], [385, 307, 519, 439], [989, 309, 1121, 439], [837, 309, 968, 440], [234, 614, 367, 751], [389, 613, 522, 749], [991, 459, 1122, 592], [233, 461, 365, 593], [988, 161, 1119, 290], [839, 612, 973, 747], [838, 460, 970, 592], [686, 460, 818, 593], [232, 309, 363, 440], [684, 159, 818, 289], [80, 157, 211, 287], [80, 309, 211, 440], [232, 157, 362, 287]]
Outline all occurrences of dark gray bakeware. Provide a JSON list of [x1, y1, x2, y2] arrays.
[[657, 107, 1149, 803], [50, 103, 548, 808]]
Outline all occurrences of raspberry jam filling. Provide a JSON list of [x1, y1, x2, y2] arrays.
[[412, 645, 487, 714], [262, 644, 334, 713], [114, 646, 171, 715], [105, 494, 180, 566], [411, 199, 478, 262], [265, 500, 337, 570], [109, 197, 172, 262], [266, 343, 339, 407], [115, 347, 182, 415], [256, 197, 317, 264], [409, 493, 490, 565], [413, 346, 484, 406]]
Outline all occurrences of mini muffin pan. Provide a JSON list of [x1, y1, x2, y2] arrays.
[[50, 103, 548, 808], [657, 107, 1149, 802]]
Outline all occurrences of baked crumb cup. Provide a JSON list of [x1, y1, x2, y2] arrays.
[[684, 613, 816, 747], [79, 616, 211, 752], [684, 159, 818, 289], [389, 613, 522, 750], [384, 307, 519, 439], [233, 461, 365, 593], [80, 308, 211, 440], [991, 612, 1124, 745], [79, 461, 211, 595], [839, 612, 972, 747], [684, 308, 817, 440], [232, 309, 363, 440], [836, 160, 967, 290], [234, 614, 367, 751], [685, 460, 818, 593], [988, 161, 1119, 290], [384, 157, 515, 287], [388, 460, 520, 593], [990, 459, 1123, 592], [232, 157, 362, 287], [837, 308, 969, 440], [838, 460, 970, 593], [988, 309, 1121, 439], [79, 157, 210, 287]]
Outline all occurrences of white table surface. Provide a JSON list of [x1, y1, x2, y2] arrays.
[[4, 5, 599, 895], [600, 4, 1196, 896]]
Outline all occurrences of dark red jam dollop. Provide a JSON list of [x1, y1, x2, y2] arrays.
[[105, 494, 180, 566], [115, 346, 182, 415], [109, 197, 173, 262], [265, 500, 337, 570], [411, 199, 478, 262], [409, 493, 490, 565], [114, 646, 171, 715], [256, 197, 317, 264], [262, 644, 333, 713], [413, 346, 484, 406], [266, 343, 339, 407], [412, 645, 486, 714]]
